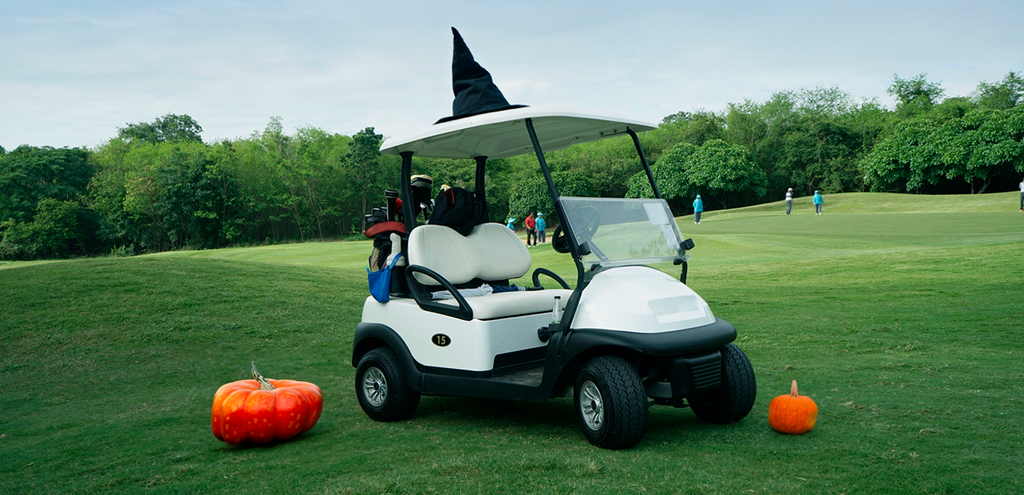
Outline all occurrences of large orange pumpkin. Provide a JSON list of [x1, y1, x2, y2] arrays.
[[212, 363, 323, 445], [768, 380, 817, 434]]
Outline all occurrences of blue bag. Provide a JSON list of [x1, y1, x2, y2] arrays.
[[367, 253, 403, 303]]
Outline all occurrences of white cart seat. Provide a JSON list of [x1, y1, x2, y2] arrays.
[[408, 223, 531, 285], [407, 222, 571, 319]]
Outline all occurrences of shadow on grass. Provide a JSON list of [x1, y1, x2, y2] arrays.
[[414, 396, 575, 428], [210, 428, 331, 452], [407, 395, 738, 445]]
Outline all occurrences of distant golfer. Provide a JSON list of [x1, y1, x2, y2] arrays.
[[1019, 178, 1023, 211], [506, 216, 516, 230], [525, 212, 537, 246], [813, 190, 824, 215], [785, 188, 793, 215], [536, 213, 547, 243], [693, 195, 704, 224]]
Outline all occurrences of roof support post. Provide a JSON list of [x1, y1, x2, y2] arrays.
[[474, 155, 490, 222], [628, 129, 661, 200], [525, 118, 575, 255], [524, 119, 560, 203], [474, 155, 487, 200], [400, 151, 416, 234], [525, 118, 586, 289]]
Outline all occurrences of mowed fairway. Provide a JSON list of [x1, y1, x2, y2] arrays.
[[1, 192, 1022, 493]]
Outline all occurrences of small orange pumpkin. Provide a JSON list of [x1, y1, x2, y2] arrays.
[[211, 363, 323, 445], [768, 380, 817, 434]]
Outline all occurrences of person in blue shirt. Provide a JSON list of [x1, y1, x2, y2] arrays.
[[813, 190, 824, 215], [693, 195, 704, 224], [506, 216, 516, 230], [535, 213, 547, 243]]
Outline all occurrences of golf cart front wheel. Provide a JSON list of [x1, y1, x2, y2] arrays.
[[355, 347, 420, 422], [574, 356, 648, 449], [689, 343, 756, 424]]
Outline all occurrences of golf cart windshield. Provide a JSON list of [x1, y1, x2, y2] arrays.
[[560, 197, 686, 268]]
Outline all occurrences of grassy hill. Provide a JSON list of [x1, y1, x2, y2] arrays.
[[1, 192, 1023, 493]]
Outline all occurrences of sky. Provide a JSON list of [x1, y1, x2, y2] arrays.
[[1, 0, 1022, 151]]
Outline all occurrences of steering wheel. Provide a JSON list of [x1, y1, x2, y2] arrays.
[[551, 206, 601, 254], [552, 224, 571, 254]]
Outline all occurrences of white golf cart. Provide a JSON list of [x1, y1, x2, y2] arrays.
[[352, 106, 756, 449]]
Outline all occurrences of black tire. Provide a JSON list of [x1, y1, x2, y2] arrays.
[[574, 356, 648, 449], [355, 347, 421, 421], [689, 343, 756, 424]]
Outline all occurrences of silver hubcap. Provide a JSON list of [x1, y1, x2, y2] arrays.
[[579, 381, 604, 431], [363, 367, 388, 407]]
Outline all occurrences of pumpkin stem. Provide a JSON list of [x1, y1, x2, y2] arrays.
[[252, 361, 275, 391], [790, 380, 799, 397]]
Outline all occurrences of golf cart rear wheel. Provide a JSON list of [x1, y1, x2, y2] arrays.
[[355, 347, 420, 422], [689, 343, 756, 424], [574, 356, 648, 449]]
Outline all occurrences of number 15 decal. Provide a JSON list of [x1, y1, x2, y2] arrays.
[[431, 334, 451, 347]]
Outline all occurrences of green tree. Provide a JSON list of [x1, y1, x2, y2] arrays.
[[626, 142, 699, 214], [860, 106, 1024, 194], [88, 139, 233, 251], [87, 137, 131, 247], [156, 146, 236, 249], [723, 93, 798, 197], [221, 118, 302, 242], [717, 88, 889, 200], [545, 135, 646, 198], [118, 114, 204, 145], [934, 106, 1024, 193], [681, 139, 766, 209], [291, 127, 352, 238], [257, 116, 312, 241], [0, 145, 93, 223], [628, 140, 764, 211], [782, 114, 865, 194], [0, 198, 86, 260], [0, 145, 98, 261], [888, 74, 945, 118], [507, 171, 594, 223], [931, 97, 977, 122], [344, 127, 386, 232], [973, 71, 1024, 110], [859, 119, 944, 193], [658, 110, 725, 146], [203, 118, 358, 244]]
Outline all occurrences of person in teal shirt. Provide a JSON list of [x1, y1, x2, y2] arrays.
[[693, 195, 704, 224], [536, 213, 547, 243], [506, 216, 516, 230], [813, 190, 824, 215]]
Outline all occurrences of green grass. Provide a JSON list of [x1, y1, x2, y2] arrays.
[[2, 192, 1023, 493], [704, 190, 1022, 218]]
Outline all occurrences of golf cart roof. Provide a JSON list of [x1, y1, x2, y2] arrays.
[[380, 106, 657, 160]]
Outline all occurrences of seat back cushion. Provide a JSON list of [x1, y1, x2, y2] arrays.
[[408, 223, 531, 285]]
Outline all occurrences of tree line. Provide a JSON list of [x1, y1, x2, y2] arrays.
[[506, 72, 1022, 219], [2, 72, 1022, 260]]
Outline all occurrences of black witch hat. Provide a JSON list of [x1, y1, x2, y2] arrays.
[[435, 27, 526, 124]]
